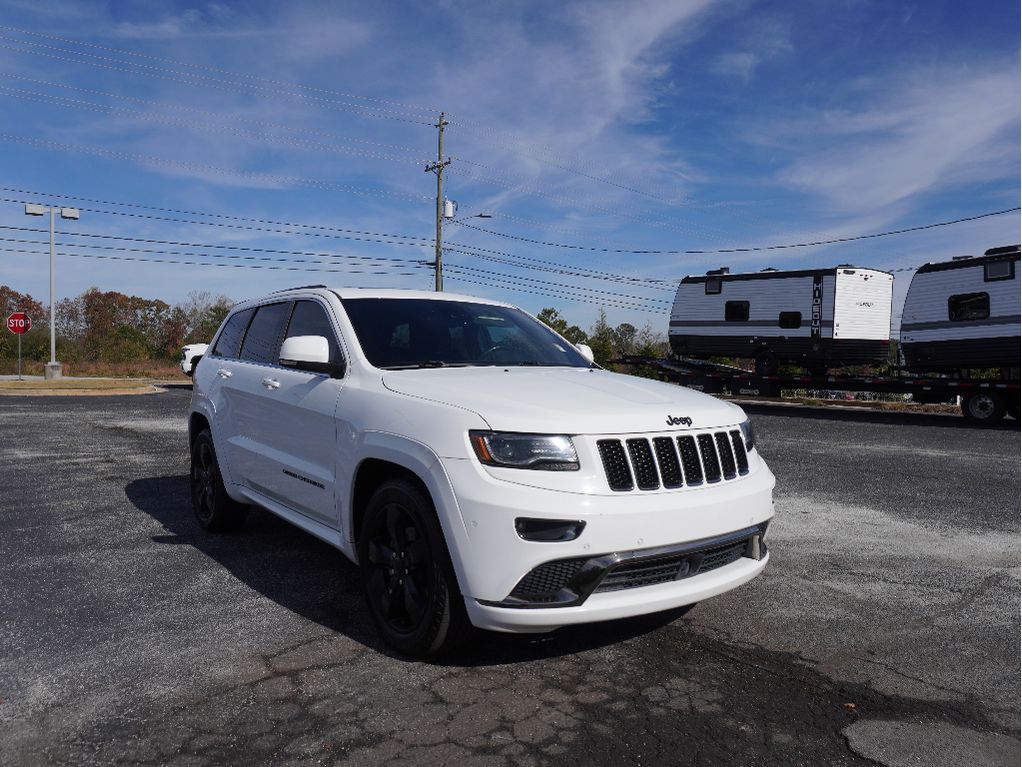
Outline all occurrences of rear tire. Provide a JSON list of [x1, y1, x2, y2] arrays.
[[961, 392, 1006, 425], [358, 479, 472, 658], [190, 429, 249, 531]]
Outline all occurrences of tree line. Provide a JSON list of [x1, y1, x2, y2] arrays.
[[0, 285, 232, 366], [1, 283, 667, 371]]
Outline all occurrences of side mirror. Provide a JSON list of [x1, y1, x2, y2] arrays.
[[280, 336, 345, 377], [576, 343, 595, 364]]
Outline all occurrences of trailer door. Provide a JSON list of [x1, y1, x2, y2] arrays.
[[833, 269, 893, 341]]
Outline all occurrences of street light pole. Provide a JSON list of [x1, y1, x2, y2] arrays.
[[25, 203, 79, 379]]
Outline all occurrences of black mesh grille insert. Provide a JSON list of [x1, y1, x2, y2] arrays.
[[715, 431, 737, 480], [596, 556, 688, 592], [696, 541, 747, 574], [626, 439, 659, 491], [730, 430, 749, 475], [652, 437, 683, 488], [697, 434, 722, 482], [677, 436, 703, 486], [510, 558, 588, 602], [595, 537, 752, 594], [598, 440, 633, 491]]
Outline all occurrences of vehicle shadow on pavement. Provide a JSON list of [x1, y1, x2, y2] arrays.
[[125, 475, 686, 665]]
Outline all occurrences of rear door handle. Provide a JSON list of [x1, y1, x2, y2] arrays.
[[261, 377, 280, 390], [217, 368, 232, 379]]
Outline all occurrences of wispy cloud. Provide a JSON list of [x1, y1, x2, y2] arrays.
[[777, 66, 1020, 213]]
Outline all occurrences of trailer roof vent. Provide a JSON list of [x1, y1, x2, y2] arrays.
[[984, 244, 1021, 256], [952, 255, 976, 261], [706, 267, 730, 276]]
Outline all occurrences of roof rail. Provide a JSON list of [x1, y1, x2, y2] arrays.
[[269, 284, 328, 294]]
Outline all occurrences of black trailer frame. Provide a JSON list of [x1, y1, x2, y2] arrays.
[[614, 356, 1021, 426]]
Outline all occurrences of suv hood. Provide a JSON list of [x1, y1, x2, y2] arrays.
[[381, 367, 744, 434]]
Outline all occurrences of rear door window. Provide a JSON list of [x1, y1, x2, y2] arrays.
[[239, 302, 292, 364], [211, 308, 254, 359]]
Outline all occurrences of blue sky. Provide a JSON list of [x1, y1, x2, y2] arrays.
[[0, 0, 1018, 333]]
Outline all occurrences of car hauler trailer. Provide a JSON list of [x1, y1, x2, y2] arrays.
[[669, 266, 894, 376], [613, 356, 1020, 425]]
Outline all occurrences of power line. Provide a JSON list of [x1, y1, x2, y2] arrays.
[[0, 233, 423, 268], [0, 25, 444, 117], [3, 75, 433, 158], [0, 187, 432, 242], [0, 133, 433, 204], [0, 84, 434, 168], [444, 273, 665, 314], [1, 244, 427, 276], [0, 35, 437, 126], [456, 207, 1022, 255], [445, 261, 670, 306], [444, 244, 674, 289]]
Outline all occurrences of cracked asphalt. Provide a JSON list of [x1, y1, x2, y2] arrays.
[[0, 389, 1018, 766]]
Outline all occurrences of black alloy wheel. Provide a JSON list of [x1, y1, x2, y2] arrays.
[[190, 429, 249, 531], [358, 480, 471, 657]]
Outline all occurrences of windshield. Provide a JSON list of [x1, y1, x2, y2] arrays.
[[341, 298, 591, 369]]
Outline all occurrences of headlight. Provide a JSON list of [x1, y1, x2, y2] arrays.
[[469, 431, 579, 471], [739, 419, 756, 452]]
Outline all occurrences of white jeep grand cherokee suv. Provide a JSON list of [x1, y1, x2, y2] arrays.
[[189, 286, 774, 657]]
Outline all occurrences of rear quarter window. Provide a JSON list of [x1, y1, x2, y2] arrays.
[[211, 308, 254, 359]]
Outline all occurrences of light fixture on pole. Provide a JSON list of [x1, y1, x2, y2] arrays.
[[25, 203, 80, 380]]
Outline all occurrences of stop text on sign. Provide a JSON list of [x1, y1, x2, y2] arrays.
[[6, 312, 32, 334]]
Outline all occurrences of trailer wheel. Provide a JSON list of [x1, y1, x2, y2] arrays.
[[961, 392, 1006, 425], [754, 351, 779, 377], [806, 362, 829, 377]]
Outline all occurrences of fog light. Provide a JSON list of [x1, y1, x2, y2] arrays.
[[515, 518, 586, 542]]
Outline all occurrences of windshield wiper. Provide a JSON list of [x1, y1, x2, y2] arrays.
[[380, 361, 471, 370]]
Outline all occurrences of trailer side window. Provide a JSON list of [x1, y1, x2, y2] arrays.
[[948, 292, 989, 321], [705, 278, 721, 295], [778, 311, 801, 329], [984, 260, 1014, 281], [725, 301, 749, 321]]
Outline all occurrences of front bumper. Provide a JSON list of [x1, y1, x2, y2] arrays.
[[437, 452, 775, 632]]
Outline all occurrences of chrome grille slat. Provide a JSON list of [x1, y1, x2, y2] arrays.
[[598, 429, 751, 492]]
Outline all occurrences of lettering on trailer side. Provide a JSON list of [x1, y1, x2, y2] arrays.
[[811, 276, 823, 339]]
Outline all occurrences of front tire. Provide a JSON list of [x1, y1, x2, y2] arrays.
[[190, 429, 249, 531], [358, 480, 471, 658]]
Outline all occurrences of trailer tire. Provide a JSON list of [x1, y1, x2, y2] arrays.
[[961, 392, 1006, 425], [754, 351, 779, 377]]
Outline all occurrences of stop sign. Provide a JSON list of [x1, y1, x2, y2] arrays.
[[6, 312, 31, 334]]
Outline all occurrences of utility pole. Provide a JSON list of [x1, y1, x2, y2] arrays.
[[425, 112, 451, 291]]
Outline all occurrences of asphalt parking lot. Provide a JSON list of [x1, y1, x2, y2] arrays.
[[1, 388, 1019, 766]]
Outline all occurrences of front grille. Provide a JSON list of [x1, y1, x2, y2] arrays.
[[695, 541, 747, 574], [598, 429, 749, 492], [594, 537, 752, 594]]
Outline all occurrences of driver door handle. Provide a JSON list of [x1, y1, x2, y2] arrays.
[[261, 377, 280, 390], [217, 368, 232, 379]]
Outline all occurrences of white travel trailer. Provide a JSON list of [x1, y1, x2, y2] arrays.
[[669, 266, 894, 375], [900, 245, 1021, 373]]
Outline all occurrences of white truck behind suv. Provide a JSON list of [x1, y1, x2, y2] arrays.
[[189, 286, 775, 657]]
